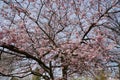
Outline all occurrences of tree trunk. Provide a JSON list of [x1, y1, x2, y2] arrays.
[[61, 53, 68, 80], [49, 61, 54, 80], [62, 65, 68, 80]]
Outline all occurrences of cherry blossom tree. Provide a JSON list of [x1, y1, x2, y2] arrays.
[[0, 0, 120, 80]]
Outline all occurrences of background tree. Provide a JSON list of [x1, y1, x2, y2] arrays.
[[0, 0, 120, 80], [32, 67, 41, 80]]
